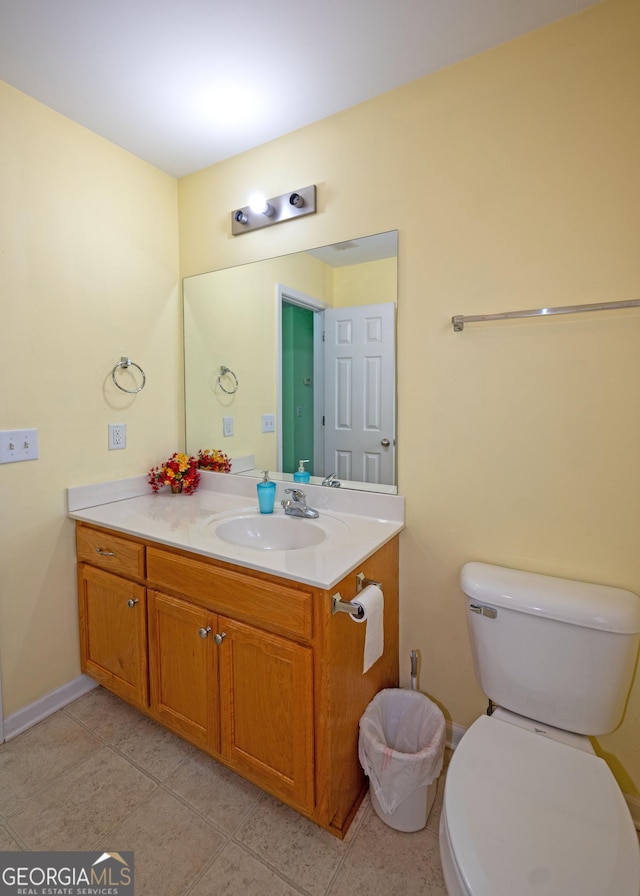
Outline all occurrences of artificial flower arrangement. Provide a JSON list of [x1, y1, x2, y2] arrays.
[[148, 452, 201, 494], [197, 448, 232, 473]]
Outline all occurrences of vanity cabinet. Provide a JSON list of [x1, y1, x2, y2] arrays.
[[217, 615, 314, 811], [147, 590, 218, 752], [147, 592, 314, 809], [75, 521, 399, 838], [77, 543, 148, 710]]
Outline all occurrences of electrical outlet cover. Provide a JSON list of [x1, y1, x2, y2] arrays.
[[108, 423, 126, 450]]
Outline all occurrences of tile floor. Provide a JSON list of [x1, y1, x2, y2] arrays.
[[0, 686, 449, 895]]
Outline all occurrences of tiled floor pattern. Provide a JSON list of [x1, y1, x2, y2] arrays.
[[0, 687, 449, 895]]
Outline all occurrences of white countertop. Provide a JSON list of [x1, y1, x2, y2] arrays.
[[67, 472, 404, 589]]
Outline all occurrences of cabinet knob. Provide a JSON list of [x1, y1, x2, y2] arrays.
[[198, 626, 212, 639], [127, 598, 139, 608], [214, 632, 226, 645]]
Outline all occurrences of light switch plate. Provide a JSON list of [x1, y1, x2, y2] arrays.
[[0, 428, 39, 464]]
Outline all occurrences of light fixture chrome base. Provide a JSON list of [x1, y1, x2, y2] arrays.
[[231, 185, 316, 235]]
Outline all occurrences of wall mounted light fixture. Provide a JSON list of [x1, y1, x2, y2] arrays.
[[231, 185, 317, 235]]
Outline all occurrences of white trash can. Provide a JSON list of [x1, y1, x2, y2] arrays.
[[358, 688, 446, 832]]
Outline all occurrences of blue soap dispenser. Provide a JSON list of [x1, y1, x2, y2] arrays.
[[293, 460, 310, 483], [257, 470, 276, 514]]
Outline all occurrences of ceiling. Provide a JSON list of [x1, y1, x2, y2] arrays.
[[0, 0, 600, 179], [308, 231, 397, 268]]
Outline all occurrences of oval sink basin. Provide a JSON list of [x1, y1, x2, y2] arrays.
[[214, 514, 328, 551]]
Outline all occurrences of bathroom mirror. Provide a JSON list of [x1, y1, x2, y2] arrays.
[[183, 230, 397, 493]]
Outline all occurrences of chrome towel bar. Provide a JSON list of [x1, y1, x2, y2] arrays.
[[452, 298, 640, 332]]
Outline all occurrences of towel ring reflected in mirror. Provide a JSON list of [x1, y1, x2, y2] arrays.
[[218, 366, 239, 394], [111, 357, 146, 394]]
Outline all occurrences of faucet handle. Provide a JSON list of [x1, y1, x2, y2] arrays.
[[284, 487, 305, 501]]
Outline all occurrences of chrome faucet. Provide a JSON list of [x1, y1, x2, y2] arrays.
[[321, 472, 341, 487], [281, 488, 319, 519]]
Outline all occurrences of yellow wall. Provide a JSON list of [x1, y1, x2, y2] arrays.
[[184, 251, 329, 465], [0, 82, 181, 715], [332, 257, 397, 308], [178, 0, 640, 795]]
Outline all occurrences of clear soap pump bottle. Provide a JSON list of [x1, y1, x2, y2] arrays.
[[293, 460, 310, 483], [257, 470, 276, 514]]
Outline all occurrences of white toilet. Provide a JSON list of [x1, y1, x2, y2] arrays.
[[439, 561, 640, 896]]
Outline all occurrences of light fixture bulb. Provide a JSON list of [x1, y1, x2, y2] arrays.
[[249, 193, 274, 216]]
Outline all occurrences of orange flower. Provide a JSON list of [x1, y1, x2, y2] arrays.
[[148, 453, 201, 494], [197, 449, 232, 473]]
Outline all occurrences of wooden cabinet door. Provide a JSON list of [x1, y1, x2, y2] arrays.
[[218, 616, 314, 811], [78, 564, 148, 709], [147, 590, 219, 752]]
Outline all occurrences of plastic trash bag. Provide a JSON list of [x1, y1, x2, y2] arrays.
[[358, 688, 446, 815]]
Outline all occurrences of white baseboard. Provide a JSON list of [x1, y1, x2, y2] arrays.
[[446, 720, 466, 751], [3, 675, 98, 741]]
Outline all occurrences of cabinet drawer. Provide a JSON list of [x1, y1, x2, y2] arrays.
[[147, 547, 313, 641], [76, 525, 145, 579]]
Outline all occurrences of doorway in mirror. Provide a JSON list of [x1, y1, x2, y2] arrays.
[[279, 294, 396, 488]]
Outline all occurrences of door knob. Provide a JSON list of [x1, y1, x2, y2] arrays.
[[380, 438, 391, 447]]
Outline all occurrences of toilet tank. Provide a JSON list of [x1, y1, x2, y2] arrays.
[[461, 562, 640, 736]]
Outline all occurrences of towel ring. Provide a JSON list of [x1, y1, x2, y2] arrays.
[[111, 357, 146, 394], [218, 366, 239, 394]]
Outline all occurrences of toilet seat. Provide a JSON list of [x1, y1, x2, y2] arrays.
[[442, 715, 640, 896]]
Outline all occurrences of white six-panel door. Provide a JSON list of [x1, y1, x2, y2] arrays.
[[323, 303, 396, 486]]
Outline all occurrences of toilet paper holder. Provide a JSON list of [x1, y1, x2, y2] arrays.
[[356, 572, 381, 593], [332, 572, 382, 618]]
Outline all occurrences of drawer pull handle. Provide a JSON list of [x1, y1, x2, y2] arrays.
[[214, 632, 226, 645], [127, 598, 139, 608], [96, 548, 116, 557], [199, 627, 212, 639]]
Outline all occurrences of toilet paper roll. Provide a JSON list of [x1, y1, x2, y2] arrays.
[[352, 584, 384, 673]]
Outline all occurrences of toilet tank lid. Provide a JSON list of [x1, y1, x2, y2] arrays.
[[461, 562, 640, 634]]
